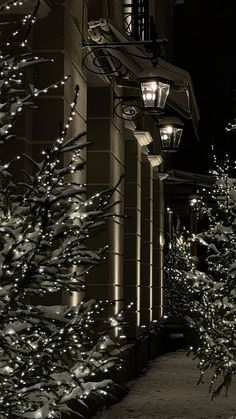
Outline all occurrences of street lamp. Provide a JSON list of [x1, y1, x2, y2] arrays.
[[158, 116, 184, 152], [138, 67, 174, 110]]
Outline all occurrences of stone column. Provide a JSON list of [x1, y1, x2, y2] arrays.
[[63, 1, 88, 305], [140, 152, 153, 327], [33, 1, 89, 306], [124, 129, 142, 337], [86, 86, 124, 316], [152, 175, 165, 321]]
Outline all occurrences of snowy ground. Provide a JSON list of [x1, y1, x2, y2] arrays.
[[94, 350, 236, 419]]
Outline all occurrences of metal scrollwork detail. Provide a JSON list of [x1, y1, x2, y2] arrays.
[[114, 97, 144, 120], [83, 47, 123, 76]]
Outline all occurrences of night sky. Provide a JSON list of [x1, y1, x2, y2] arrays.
[[172, 0, 236, 174]]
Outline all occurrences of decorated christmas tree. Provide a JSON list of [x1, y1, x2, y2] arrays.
[[185, 152, 236, 397], [0, 3, 125, 418]]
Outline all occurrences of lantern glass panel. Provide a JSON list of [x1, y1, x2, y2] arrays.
[[141, 80, 170, 109]]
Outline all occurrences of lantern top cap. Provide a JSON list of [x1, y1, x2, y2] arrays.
[[159, 116, 184, 127], [137, 66, 175, 85]]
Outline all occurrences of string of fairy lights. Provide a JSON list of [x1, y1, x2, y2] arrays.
[[0, 0, 26, 12]]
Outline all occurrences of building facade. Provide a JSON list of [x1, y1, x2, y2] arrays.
[[2, 0, 199, 354]]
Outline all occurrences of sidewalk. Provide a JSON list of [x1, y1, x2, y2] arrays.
[[94, 350, 236, 419]]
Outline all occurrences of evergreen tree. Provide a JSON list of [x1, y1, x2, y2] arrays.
[[0, 3, 125, 418], [164, 226, 195, 320], [186, 154, 236, 397]]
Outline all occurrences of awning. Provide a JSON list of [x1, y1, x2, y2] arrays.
[[167, 170, 215, 186], [86, 18, 199, 137]]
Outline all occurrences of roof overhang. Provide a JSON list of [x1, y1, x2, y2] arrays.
[[86, 18, 200, 138]]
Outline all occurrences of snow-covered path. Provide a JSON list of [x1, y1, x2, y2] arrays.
[[95, 350, 236, 418]]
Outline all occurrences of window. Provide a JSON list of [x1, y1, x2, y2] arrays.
[[123, 0, 150, 41]]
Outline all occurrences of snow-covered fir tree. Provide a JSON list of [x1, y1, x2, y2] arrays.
[[0, 3, 125, 418], [185, 153, 236, 397]]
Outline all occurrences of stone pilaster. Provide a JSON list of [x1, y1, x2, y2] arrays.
[[124, 130, 142, 337], [64, 1, 88, 305], [140, 153, 153, 326], [152, 175, 165, 321], [86, 86, 124, 315]]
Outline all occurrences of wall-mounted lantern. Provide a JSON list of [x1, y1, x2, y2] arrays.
[[158, 116, 184, 152], [137, 67, 174, 110]]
